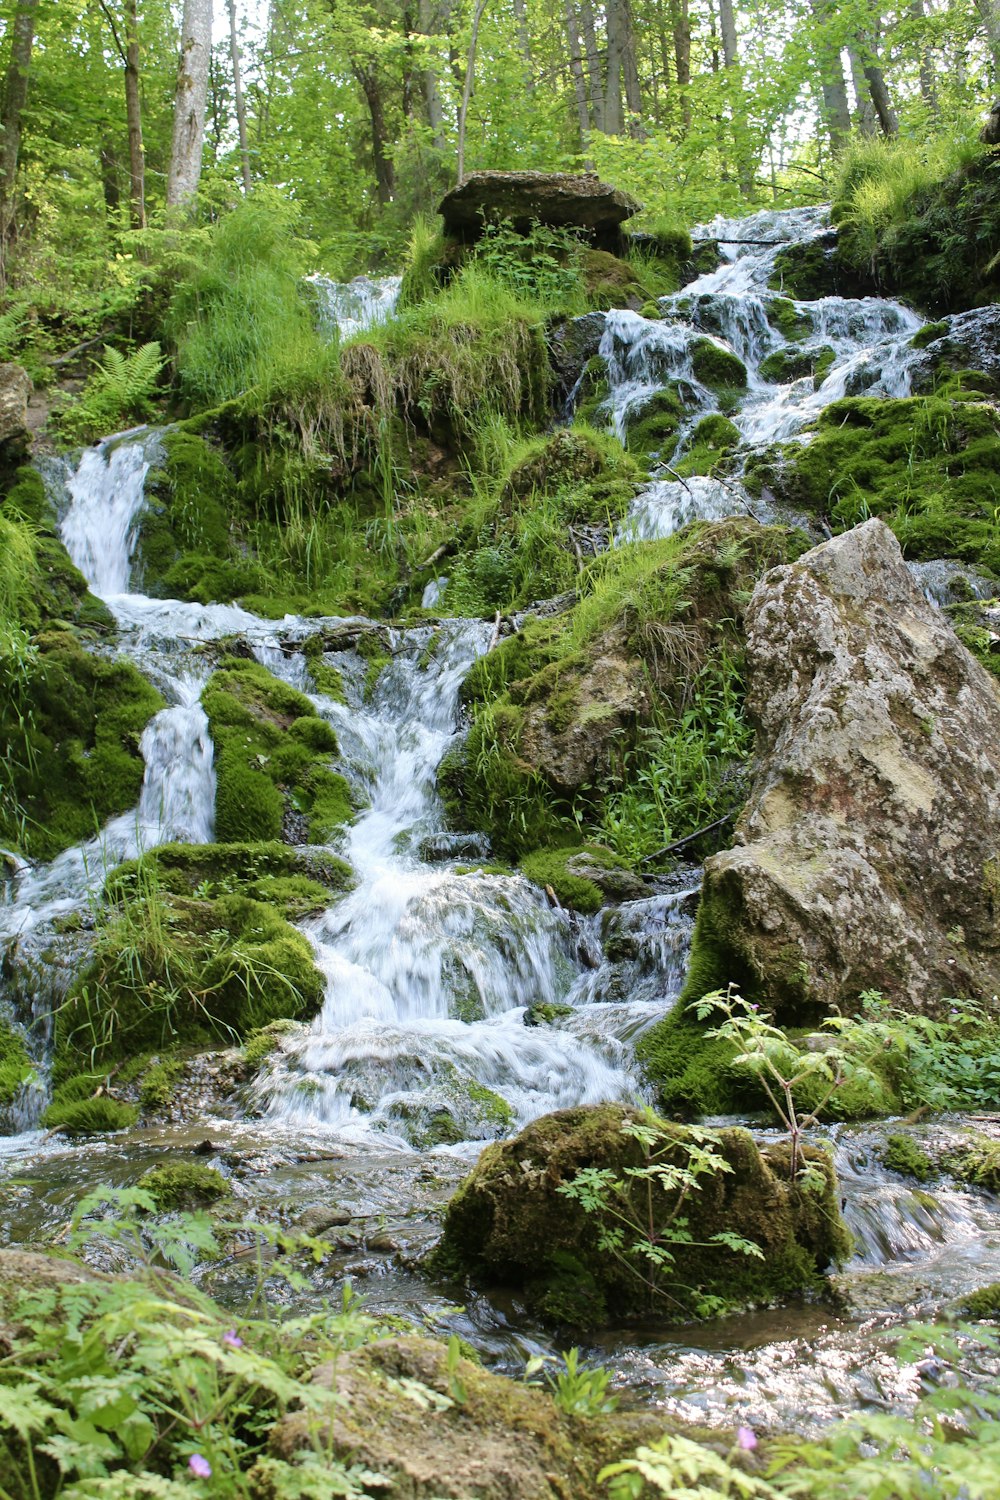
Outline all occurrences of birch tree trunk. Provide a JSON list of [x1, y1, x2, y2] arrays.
[[418, 0, 448, 149], [578, 0, 606, 133], [564, 2, 593, 138], [167, 0, 213, 209], [604, 0, 626, 135], [807, 0, 852, 151], [228, 0, 252, 192], [457, 0, 488, 183], [718, 0, 752, 193]]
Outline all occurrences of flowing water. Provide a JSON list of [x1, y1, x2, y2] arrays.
[[2, 207, 1000, 1435]]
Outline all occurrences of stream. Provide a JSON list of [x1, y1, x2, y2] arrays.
[[2, 211, 1000, 1435]]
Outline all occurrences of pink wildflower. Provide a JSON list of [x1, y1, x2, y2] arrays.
[[736, 1426, 758, 1451], [222, 1329, 243, 1349], [188, 1455, 212, 1478]]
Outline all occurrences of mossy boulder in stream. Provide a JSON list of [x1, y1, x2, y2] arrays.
[[203, 659, 355, 843], [431, 1104, 850, 1327]]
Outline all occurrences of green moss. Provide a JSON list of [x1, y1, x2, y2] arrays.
[[525, 1002, 575, 1027], [42, 1096, 139, 1135], [673, 414, 741, 478], [635, 1004, 747, 1117], [766, 298, 812, 342], [203, 660, 355, 844], [521, 845, 625, 914], [0, 1021, 32, 1106], [580, 249, 648, 310], [0, 629, 164, 862], [690, 339, 747, 391], [759, 345, 836, 387], [243, 1018, 301, 1071], [137, 1161, 231, 1211], [882, 1132, 935, 1181], [911, 320, 949, 349], [134, 433, 237, 598], [958, 1281, 1000, 1319], [946, 1136, 1000, 1191], [748, 395, 1000, 575], [624, 387, 685, 462], [138, 1056, 186, 1110], [128, 840, 353, 911]]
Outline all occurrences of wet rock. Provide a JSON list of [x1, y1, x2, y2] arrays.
[[438, 170, 640, 247], [981, 98, 1000, 146], [431, 1104, 849, 1327], [909, 306, 1000, 395], [294, 1205, 355, 1235], [689, 518, 1000, 1020], [547, 311, 607, 399], [266, 1333, 672, 1499], [417, 832, 491, 864], [523, 1002, 574, 1027]]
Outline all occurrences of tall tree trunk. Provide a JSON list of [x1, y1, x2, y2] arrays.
[[621, 0, 644, 136], [564, 2, 593, 138], [167, 0, 213, 209], [848, 46, 879, 135], [512, 0, 535, 91], [908, 0, 939, 114], [456, 0, 488, 183], [860, 44, 899, 135], [718, 0, 752, 193], [669, 0, 691, 129], [418, 0, 448, 148], [578, 0, 606, 133], [808, 0, 852, 151], [124, 0, 146, 228], [228, 0, 252, 192], [0, 0, 39, 264], [975, 0, 1000, 83], [604, 0, 625, 134], [356, 66, 396, 203]]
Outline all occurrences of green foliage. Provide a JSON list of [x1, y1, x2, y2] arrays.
[[42, 1095, 139, 1135], [600, 1430, 780, 1499], [55, 343, 165, 446], [557, 1111, 764, 1312], [0, 1020, 34, 1107], [525, 1348, 619, 1417], [169, 193, 327, 412], [475, 218, 588, 313]]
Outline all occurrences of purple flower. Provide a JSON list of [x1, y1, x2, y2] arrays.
[[222, 1329, 243, 1349], [188, 1455, 212, 1479], [736, 1426, 758, 1451]]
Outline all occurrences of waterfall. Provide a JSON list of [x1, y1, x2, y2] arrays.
[[310, 273, 402, 340]]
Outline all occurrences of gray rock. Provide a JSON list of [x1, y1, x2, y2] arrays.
[[296, 1205, 354, 1235], [694, 518, 1000, 1019], [547, 311, 607, 398], [0, 363, 31, 449], [909, 306, 1000, 394], [438, 171, 640, 246]]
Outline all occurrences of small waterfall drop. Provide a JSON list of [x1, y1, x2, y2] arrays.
[[59, 429, 162, 598], [311, 273, 402, 340]]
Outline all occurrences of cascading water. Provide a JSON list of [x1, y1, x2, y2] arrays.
[[310, 273, 402, 339], [595, 206, 923, 543]]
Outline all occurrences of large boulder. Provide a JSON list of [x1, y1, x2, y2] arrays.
[[439, 171, 640, 247], [910, 306, 1000, 395], [431, 1104, 849, 1327], [689, 518, 1000, 1020], [0, 363, 30, 464]]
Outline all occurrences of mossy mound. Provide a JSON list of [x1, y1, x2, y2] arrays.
[[765, 298, 813, 342], [431, 1104, 850, 1328], [759, 345, 835, 387], [202, 659, 355, 843], [769, 232, 872, 302], [690, 339, 747, 392], [120, 840, 354, 917], [635, 1003, 749, 1117], [520, 844, 642, 913], [54, 883, 325, 1074], [42, 1094, 139, 1136], [134, 432, 254, 601], [579, 248, 649, 310], [945, 1136, 1000, 1192], [623, 387, 685, 461], [441, 519, 804, 861], [882, 1133, 935, 1181], [744, 395, 1000, 576], [0, 627, 164, 862], [673, 414, 741, 478], [137, 1161, 231, 1211], [1, 467, 113, 634], [958, 1281, 1000, 1319]]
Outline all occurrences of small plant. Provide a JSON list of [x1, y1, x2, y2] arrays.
[[56, 341, 164, 444], [693, 986, 854, 1180], [556, 1110, 763, 1310], [526, 1347, 619, 1416], [600, 1429, 780, 1499]]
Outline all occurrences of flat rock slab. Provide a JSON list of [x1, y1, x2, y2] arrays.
[[438, 171, 640, 243]]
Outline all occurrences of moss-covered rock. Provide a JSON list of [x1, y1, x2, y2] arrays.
[[765, 298, 812, 343], [945, 1136, 1000, 1191], [759, 345, 836, 387], [882, 1133, 935, 1181], [673, 414, 741, 478], [0, 628, 164, 861], [134, 432, 244, 599], [690, 338, 747, 392], [623, 386, 685, 461], [744, 395, 1000, 577], [115, 840, 354, 916], [0, 1020, 32, 1109], [521, 844, 644, 912], [579, 248, 648, 310], [42, 1095, 139, 1135], [137, 1161, 231, 1211], [957, 1281, 1000, 1319], [431, 1104, 850, 1327], [203, 659, 355, 843]]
